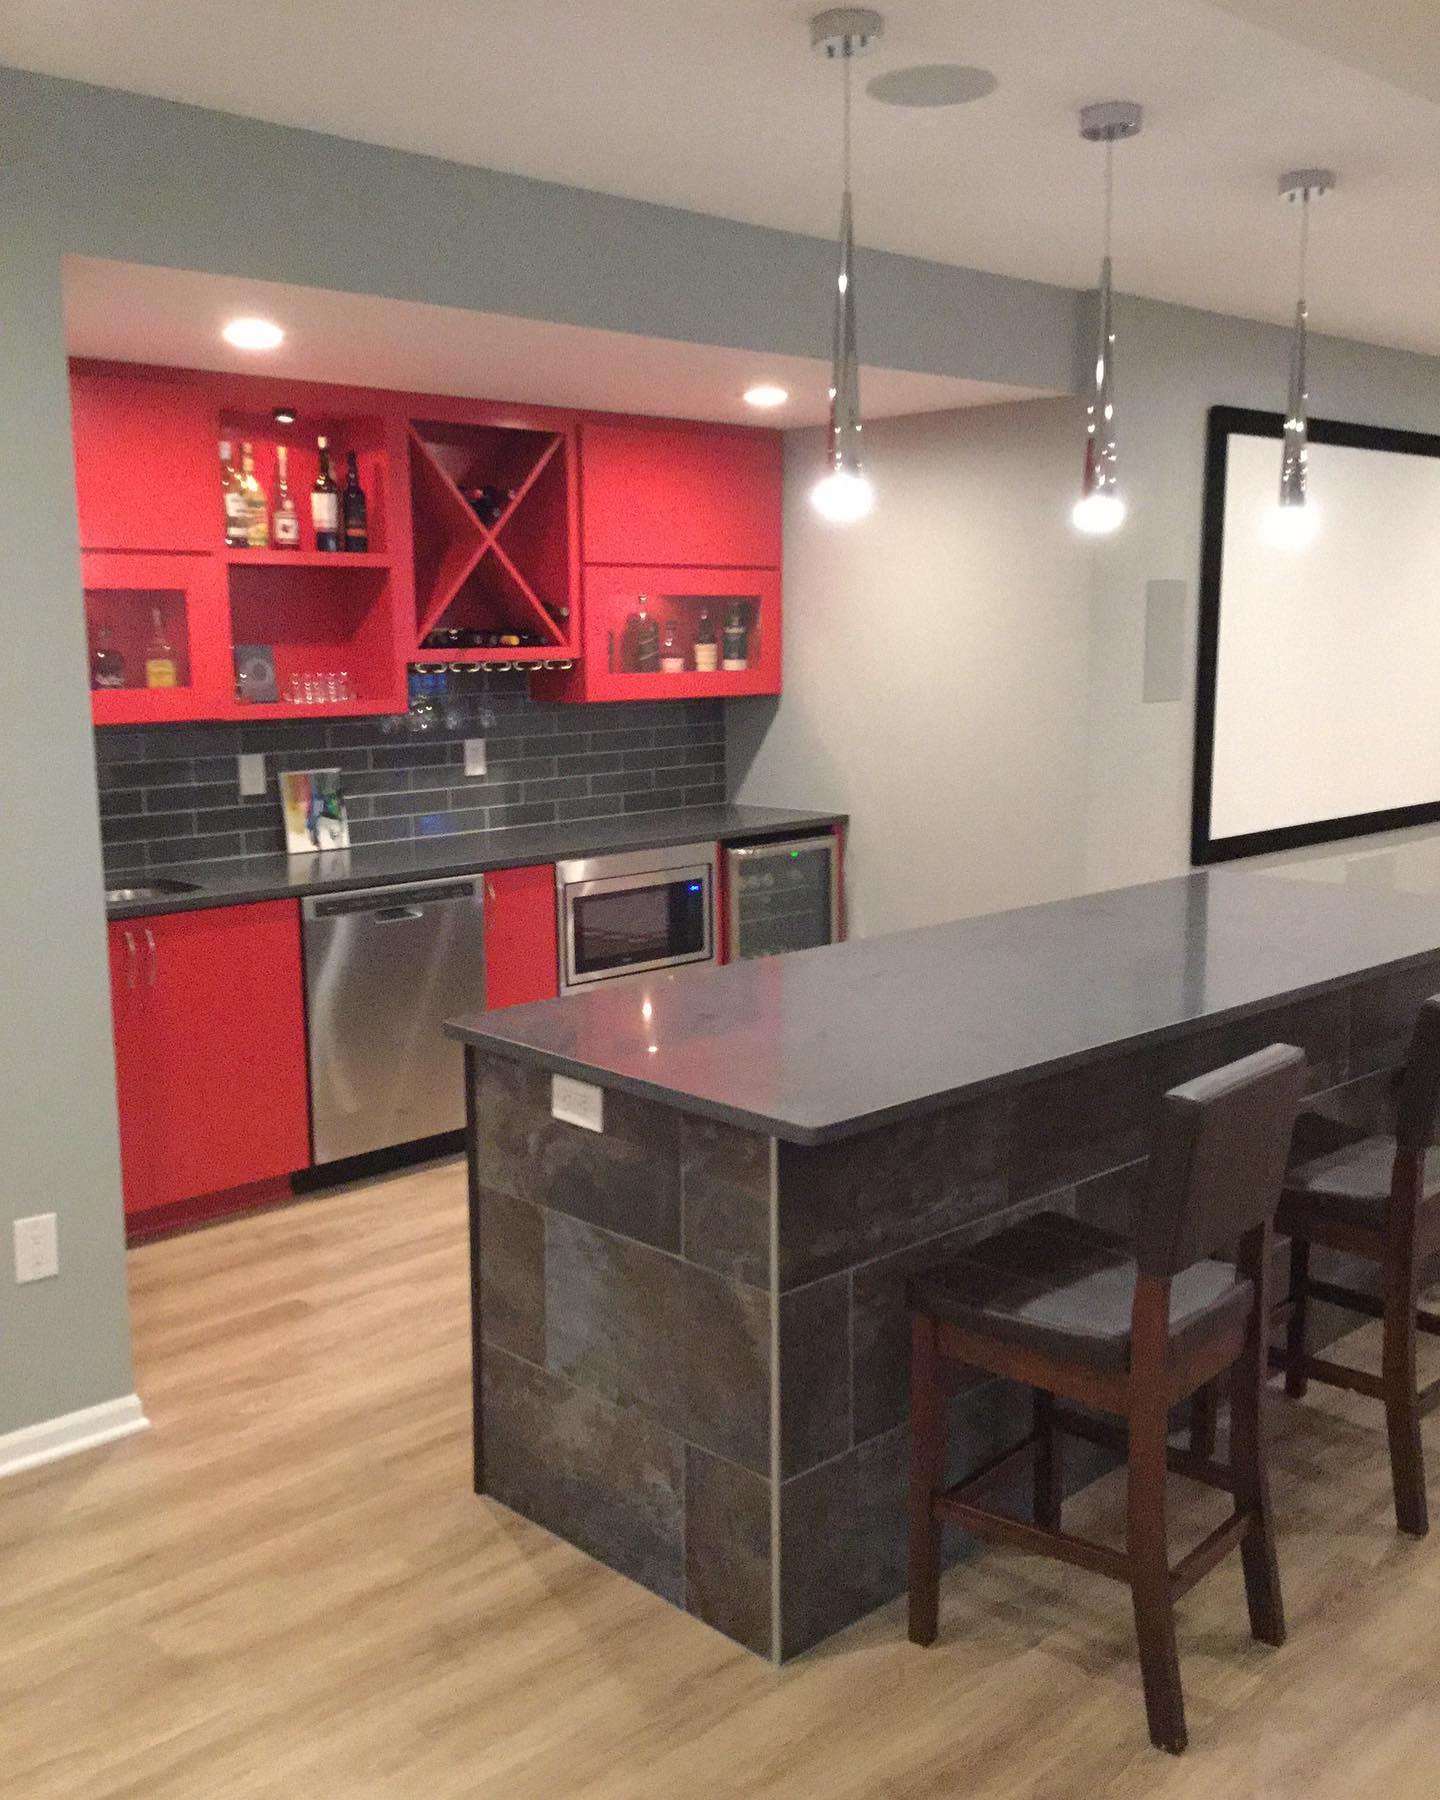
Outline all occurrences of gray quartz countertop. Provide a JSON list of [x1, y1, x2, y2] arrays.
[[446, 869, 1440, 1145], [104, 805, 844, 919]]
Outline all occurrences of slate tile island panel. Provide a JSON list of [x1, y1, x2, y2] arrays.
[[95, 673, 725, 875]]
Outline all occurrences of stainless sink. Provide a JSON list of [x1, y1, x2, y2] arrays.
[[105, 878, 202, 904]]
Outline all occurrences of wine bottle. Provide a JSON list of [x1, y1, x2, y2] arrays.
[[311, 436, 341, 551], [144, 607, 178, 688], [722, 602, 749, 671], [342, 451, 369, 552], [693, 607, 718, 673], [273, 444, 300, 548], [89, 622, 127, 690], [219, 439, 249, 548], [240, 441, 269, 549], [659, 620, 684, 674]]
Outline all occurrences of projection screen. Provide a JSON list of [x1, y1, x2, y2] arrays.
[[1192, 406, 1440, 863]]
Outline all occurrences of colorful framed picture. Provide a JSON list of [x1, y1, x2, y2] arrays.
[[279, 768, 350, 854]]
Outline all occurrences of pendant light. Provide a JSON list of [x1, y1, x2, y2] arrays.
[[1073, 101, 1142, 537], [809, 8, 882, 525], [1264, 168, 1335, 550]]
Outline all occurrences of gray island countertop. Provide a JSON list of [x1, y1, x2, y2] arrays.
[[447, 868, 1440, 1144]]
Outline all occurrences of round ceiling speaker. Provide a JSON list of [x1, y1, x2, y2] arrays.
[[867, 63, 997, 107]]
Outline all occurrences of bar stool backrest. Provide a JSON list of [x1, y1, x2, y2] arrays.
[[1393, 996, 1440, 1153], [1136, 1043, 1306, 1280]]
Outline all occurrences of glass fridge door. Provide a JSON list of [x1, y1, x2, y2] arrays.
[[727, 837, 840, 961]]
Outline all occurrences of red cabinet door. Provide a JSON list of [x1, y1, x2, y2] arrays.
[[108, 902, 311, 1219], [70, 367, 217, 553], [484, 865, 559, 1009], [580, 420, 782, 568], [108, 921, 157, 1212]]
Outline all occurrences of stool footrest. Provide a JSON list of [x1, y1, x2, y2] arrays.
[[1300, 1357, 1386, 1400], [932, 1493, 1130, 1584], [939, 1432, 1040, 1509], [1169, 1510, 1250, 1601], [1306, 1279, 1382, 1320], [1051, 1406, 1235, 1494]]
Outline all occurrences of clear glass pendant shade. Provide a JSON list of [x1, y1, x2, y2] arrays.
[[1074, 251, 1124, 535]]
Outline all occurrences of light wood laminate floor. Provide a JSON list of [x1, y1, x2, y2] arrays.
[[3, 1159, 1440, 1798]]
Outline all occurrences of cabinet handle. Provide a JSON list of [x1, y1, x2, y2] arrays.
[[143, 926, 157, 987], [124, 930, 138, 990], [486, 879, 496, 902]]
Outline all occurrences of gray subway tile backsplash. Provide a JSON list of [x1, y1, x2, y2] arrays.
[[96, 674, 726, 876]]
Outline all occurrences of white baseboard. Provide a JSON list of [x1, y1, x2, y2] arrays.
[[0, 1394, 149, 1480]]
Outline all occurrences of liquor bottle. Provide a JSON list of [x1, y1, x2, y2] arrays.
[[692, 607, 718, 673], [311, 436, 341, 551], [89, 622, 127, 690], [659, 620, 684, 674], [342, 451, 369, 552], [239, 441, 270, 549], [722, 602, 749, 671], [219, 439, 249, 548], [144, 608, 178, 688], [272, 444, 301, 548]]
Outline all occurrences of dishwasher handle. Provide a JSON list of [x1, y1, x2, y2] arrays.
[[374, 905, 426, 924], [304, 878, 479, 921]]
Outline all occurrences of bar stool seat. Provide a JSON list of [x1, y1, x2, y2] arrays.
[[909, 1213, 1253, 1375], [1281, 1135, 1440, 1232]]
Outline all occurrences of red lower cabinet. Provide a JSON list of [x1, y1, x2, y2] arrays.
[[107, 902, 311, 1226], [483, 865, 559, 1009]]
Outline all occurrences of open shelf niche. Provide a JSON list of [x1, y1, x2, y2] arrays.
[[408, 416, 578, 665]]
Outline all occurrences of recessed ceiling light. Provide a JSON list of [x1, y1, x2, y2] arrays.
[[867, 64, 997, 108], [222, 316, 285, 351], [743, 383, 790, 409]]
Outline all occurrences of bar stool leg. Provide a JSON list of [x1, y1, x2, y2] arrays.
[[1033, 1390, 1062, 1531], [1127, 1388, 1187, 1754], [1230, 1317, 1286, 1645], [1284, 1236, 1311, 1400], [907, 1314, 945, 1644], [1382, 1243, 1429, 1538]]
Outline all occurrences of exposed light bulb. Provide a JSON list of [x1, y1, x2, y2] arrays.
[[810, 467, 875, 523], [222, 316, 285, 351], [1261, 499, 1319, 550], [1072, 491, 1126, 536]]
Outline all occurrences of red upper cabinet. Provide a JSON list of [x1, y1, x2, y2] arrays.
[[71, 365, 217, 553], [579, 420, 782, 569], [106, 902, 311, 1224], [483, 865, 559, 1010]]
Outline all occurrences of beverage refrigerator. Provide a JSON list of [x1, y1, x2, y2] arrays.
[[724, 834, 843, 961]]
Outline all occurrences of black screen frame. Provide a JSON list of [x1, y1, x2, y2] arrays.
[[1192, 403, 1440, 866]]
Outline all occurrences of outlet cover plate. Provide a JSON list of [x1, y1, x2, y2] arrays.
[[237, 752, 267, 797], [14, 1213, 59, 1283], [464, 738, 487, 778], [551, 1074, 603, 1133]]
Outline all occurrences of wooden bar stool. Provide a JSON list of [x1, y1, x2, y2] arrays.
[[906, 1043, 1306, 1755], [1280, 995, 1440, 1538]]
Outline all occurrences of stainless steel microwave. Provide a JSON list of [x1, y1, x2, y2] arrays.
[[556, 842, 716, 994]]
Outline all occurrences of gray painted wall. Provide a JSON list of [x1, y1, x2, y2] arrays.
[[0, 62, 1081, 1440], [733, 300, 1440, 936], [729, 399, 1092, 936]]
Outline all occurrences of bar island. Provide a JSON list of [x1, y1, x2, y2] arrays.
[[447, 869, 1440, 1661]]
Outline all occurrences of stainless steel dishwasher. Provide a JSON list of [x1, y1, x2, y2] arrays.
[[303, 877, 486, 1164]]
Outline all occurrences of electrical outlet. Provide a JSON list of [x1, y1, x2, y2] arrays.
[[237, 752, 267, 797], [551, 1075, 603, 1133], [464, 738, 487, 778], [14, 1214, 58, 1283]]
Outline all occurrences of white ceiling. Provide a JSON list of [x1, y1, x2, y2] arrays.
[[62, 258, 1045, 425], [9, 3, 1440, 355]]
